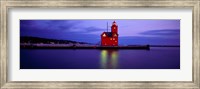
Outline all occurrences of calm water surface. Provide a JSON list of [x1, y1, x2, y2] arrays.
[[20, 47, 180, 69]]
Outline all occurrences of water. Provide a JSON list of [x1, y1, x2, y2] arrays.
[[20, 47, 180, 69]]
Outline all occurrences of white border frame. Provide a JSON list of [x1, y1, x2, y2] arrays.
[[9, 8, 192, 81]]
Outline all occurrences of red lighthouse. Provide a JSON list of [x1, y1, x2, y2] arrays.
[[101, 21, 118, 46]]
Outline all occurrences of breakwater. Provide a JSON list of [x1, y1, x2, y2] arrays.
[[20, 44, 150, 50]]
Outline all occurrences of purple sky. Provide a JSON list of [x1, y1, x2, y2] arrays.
[[20, 20, 180, 45]]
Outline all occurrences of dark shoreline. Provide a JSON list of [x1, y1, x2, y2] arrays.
[[20, 44, 180, 50], [150, 45, 180, 47], [20, 45, 150, 50]]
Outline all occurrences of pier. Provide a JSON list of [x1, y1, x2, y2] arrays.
[[20, 44, 150, 50]]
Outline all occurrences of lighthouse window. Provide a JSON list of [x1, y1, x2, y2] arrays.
[[103, 34, 106, 37], [114, 34, 117, 37], [113, 38, 115, 40], [114, 27, 115, 29], [110, 38, 112, 40]]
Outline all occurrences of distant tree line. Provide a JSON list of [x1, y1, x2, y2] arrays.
[[20, 36, 88, 44]]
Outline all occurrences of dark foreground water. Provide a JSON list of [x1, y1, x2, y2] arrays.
[[20, 47, 180, 69]]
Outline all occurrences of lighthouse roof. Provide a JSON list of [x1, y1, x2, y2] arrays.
[[101, 32, 118, 37], [104, 32, 112, 37], [112, 21, 117, 25], [101, 32, 112, 37]]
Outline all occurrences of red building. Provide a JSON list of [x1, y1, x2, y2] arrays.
[[101, 21, 118, 46]]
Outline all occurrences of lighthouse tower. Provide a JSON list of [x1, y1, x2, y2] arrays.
[[111, 21, 118, 33]]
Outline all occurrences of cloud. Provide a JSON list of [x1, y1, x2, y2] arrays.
[[84, 27, 105, 32], [20, 20, 105, 34], [117, 29, 180, 45], [139, 29, 180, 36], [119, 36, 180, 45], [60, 26, 106, 35], [20, 20, 83, 31]]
